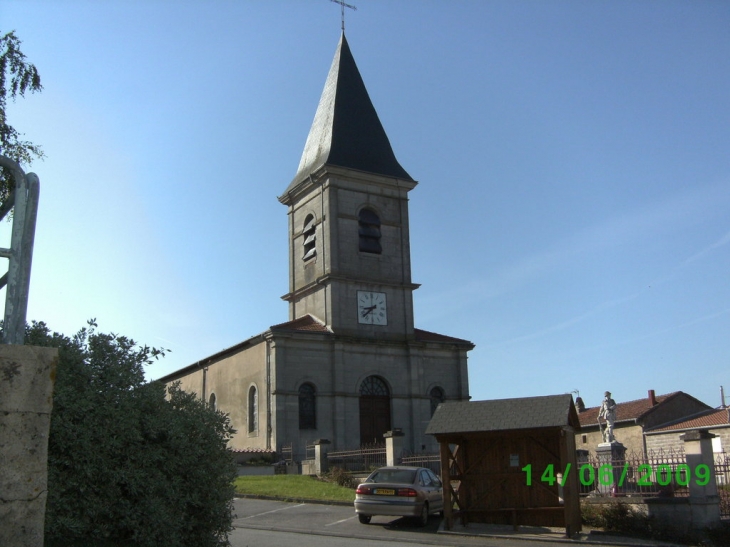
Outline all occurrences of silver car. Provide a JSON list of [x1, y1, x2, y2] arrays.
[[354, 466, 444, 526]]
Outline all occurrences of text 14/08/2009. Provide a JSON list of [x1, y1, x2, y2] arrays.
[[522, 463, 711, 488]]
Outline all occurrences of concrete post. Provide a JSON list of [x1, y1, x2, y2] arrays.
[[384, 429, 404, 466], [0, 345, 58, 547], [313, 439, 331, 475], [681, 430, 720, 528]]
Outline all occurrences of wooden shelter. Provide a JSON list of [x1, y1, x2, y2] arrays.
[[426, 394, 582, 536]]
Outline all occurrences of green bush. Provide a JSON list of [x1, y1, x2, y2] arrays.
[[324, 467, 357, 489], [27, 321, 237, 547]]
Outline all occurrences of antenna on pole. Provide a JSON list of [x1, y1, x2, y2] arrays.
[[330, 0, 357, 32]]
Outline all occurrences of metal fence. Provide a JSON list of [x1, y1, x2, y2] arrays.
[[327, 442, 386, 473], [280, 443, 293, 463], [715, 452, 730, 519], [400, 451, 441, 475], [577, 449, 690, 497], [575, 449, 729, 519]]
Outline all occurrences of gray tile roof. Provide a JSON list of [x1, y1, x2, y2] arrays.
[[284, 33, 413, 196], [425, 394, 577, 436]]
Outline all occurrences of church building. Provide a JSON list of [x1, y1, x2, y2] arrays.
[[160, 34, 474, 458]]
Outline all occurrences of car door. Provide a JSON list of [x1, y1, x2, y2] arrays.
[[418, 469, 442, 513], [425, 469, 444, 513]]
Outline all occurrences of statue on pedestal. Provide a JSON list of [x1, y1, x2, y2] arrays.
[[598, 391, 617, 443]]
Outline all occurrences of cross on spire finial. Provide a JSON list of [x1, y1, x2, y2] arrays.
[[330, 0, 357, 32]]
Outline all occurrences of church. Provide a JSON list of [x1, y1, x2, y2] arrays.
[[160, 33, 474, 458]]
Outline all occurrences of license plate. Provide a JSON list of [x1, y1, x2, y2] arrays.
[[375, 488, 395, 495]]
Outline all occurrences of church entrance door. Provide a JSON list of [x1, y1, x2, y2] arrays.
[[359, 376, 391, 446]]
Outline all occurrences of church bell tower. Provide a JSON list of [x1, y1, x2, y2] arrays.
[[278, 33, 419, 341]]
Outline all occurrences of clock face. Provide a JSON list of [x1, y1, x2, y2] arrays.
[[357, 291, 388, 325]]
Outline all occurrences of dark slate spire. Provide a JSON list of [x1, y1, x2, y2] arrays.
[[285, 34, 413, 193]]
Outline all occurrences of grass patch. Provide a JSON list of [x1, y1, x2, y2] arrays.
[[233, 475, 356, 503]]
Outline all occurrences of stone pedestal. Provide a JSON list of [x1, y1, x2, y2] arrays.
[[313, 439, 331, 475], [0, 345, 58, 547], [681, 430, 720, 528], [595, 441, 626, 495], [384, 429, 404, 466]]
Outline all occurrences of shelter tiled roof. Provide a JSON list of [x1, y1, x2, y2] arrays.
[[577, 392, 680, 428], [426, 394, 578, 436], [649, 408, 730, 432]]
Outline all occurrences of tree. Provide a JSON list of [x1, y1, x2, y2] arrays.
[[25, 320, 237, 547], [0, 30, 44, 206]]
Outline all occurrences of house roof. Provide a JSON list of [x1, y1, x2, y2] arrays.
[[414, 328, 474, 347], [283, 33, 413, 196], [576, 391, 682, 428], [426, 394, 579, 436], [270, 314, 332, 334], [647, 407, 730, 433]]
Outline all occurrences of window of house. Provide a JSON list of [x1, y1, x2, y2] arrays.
[[248, 385, 258, 434], [429, 386, 445, 416], [358, 208, 382, 254], [209, 392, 216, 412], [298, 383, 316, 430], [303, 214, 316, 261]]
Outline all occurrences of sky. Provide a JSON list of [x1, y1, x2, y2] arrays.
[[2, 0, 729, 413]]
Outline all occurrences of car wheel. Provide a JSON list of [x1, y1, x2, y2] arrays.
[[418, 503, 429, 527], [358, 514, 371, 524]]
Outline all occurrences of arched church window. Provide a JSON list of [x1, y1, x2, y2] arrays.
[[429, 386, 445, 417], [359, 375, 389, 396], [248, 385, 258, 434], [298, 383, 316, 430], [302, 214, 316, 261], [358, 208, 382, 254], [209, 392, 216, 412]]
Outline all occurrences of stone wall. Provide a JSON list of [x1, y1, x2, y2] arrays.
[[0, 345, 59, 547]]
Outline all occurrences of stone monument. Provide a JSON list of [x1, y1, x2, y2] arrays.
[[595, 391, 626, 495]]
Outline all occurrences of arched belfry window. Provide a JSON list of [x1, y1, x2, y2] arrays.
[[248, 385, 258, 434], [298, 383, 316, 430], [302, 214, 316, 261], [209, 392, 217, 412], [429, 387, 445, 417], [358, 208, 382, 254]]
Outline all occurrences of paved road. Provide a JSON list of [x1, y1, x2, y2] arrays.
[[229, 498, 635, 547]]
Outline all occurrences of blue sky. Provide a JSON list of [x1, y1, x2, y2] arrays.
[[3, 1, 729, 412]]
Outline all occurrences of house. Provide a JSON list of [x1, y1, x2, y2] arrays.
[[645, 406, 730, 454], [574, 390, 711, 455]]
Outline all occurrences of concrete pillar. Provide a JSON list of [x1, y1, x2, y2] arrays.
[[384, 429, 404, 466], [681, 430, 720, 528], [0, 345, 58, 547], [314, 439, 331, 475]]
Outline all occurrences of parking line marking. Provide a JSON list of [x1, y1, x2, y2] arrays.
[[325, 516, 357, 527], [241, 503, 305, 519]]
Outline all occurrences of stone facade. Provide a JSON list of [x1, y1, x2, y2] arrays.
[[160, 34, 473, 459]]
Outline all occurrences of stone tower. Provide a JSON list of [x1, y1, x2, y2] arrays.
[[279, 33, 419, 342]]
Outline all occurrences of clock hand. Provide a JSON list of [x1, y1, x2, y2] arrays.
[[361, 305, 376, 317]]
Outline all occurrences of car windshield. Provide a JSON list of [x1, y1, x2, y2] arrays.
[[369, 469, 417, 484]]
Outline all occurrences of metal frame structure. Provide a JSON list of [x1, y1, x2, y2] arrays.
[[0, 155, 40, 345]]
